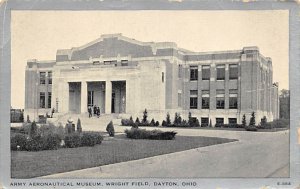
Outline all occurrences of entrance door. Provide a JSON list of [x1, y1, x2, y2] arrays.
[[111, 92, 115, 113], [69, 90, 76, 112], [88, 91, 94, 107]]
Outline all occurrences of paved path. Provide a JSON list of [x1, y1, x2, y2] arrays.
[[42, 128, 289, 178]]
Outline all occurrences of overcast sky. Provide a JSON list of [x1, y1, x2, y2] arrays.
[[11, 10, 289, 109]]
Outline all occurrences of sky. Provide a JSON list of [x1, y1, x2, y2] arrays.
[[11, 10, 289, 109]]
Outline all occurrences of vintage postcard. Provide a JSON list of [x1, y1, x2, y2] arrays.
[[0, 1, 299, 189]]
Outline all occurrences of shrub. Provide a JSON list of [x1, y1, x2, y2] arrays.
[[166, 113, 171, 126], [64, 133, 81, 148], [27, 115, 31, 123], [121, 116, 135, 126], [135, 117, 140, 125], [260, 116, 267, 128], [25, 135, 44, 151], [245, 126, 258, 132], [242, 114, 247, 128], [142, 109, 148, 123], [150, 118, 156, 126], [77, 118, 82, 133], [162, 120, 167, 127], [30, 121, 38, 138], [106, 121, 115, 137], [42, 133, 61, 150], [124, 128, 177, 140], [249, 112, 256, 126], [11, 133, 27, 151], [81, 132, 103, 146], [155, 121, 160, 127]]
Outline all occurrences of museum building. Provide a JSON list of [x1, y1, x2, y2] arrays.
[[24, 34, 279, 125]]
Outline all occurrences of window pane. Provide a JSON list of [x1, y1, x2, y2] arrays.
[[216, 65, 225, 80], [48, 71, 52, 84], [229, 97, 238, 109], [48, 92, 51, 108], [40, 72, 46, 84], [229, 64, 238, 79], [216, 118, 224, 127], [190, 97, 197, 109], [190, 66, 198, 81], [202, 65, 210, 80], [40, 92, 45, 108], [202, 97, 209, 109], [228, 118, 237, 124], [216, 97, 225, 109], [201, 117, 209, 127], [178, 65, 182, 78], [121, 60, 128, 66]]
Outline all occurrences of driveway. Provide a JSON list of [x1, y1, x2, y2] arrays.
[[41, 128, 289, 178]]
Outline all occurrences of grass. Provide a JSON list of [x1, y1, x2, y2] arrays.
[[11, 134, 237, 178]]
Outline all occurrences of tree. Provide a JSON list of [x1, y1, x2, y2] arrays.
[[76, 118, 82, 133], [166, 112, 171, 126], [249, 112, 256, 126], [142, 109, 148, 123], [242, 114, 246, 128], [30, 121, 38, 137], [279, 89, 290, 119]]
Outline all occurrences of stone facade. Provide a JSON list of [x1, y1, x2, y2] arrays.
[[24, 34, 279, 125]]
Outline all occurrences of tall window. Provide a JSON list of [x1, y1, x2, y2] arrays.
[[190, 90, 198, 109], [216, 64, 225, 80], [178, 93, 182, 107], [201, 90, 210, 109], [202, 65, 210, 80], [88, 91, 94, 107], [40, 72, 46, 84], [48, 71, 52, 84], [40, 92, 45, 108], [228, 118, 237, 124], [190, 66, 198, 81], [178, 65, 182, 78], [162, 72, 164, 83], [229, 64, 238, 80], [48, 92, 52, 108], [229, 89, 238, 109], [216, 89, 225, 109]]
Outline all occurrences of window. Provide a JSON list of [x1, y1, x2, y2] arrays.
[[162, 72, 164, 83], [228, 118, 237, 124], [201, 117, 209, 127], [229, 89, 238, 109], [48, 71, 52, 84], [190, 66, 198, 81], [40, 72, 46, 84], [216, 90, 225, 109], [121, 60, 128, 66], [178, 93, 182, 107], [229, 64, 238, 80], [216, 118, 224, 127], [178, 65, 182, 78], [88, 91, 94, 107], [190, 90, 198, 109], [48, 92, 52, 108], [202, 65, 210, 80], [201, 90, 210, 109], [216, 64, 225, 80], [40, 92, 45, 108]]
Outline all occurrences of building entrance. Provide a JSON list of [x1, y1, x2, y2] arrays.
[[69, 82, 81, 113], [111, 81, 126, 113]]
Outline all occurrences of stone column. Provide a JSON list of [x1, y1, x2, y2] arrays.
[[105, 80, 112, 114], [81, 81, 87, 113]]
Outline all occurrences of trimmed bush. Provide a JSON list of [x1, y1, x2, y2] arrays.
[[155, 121, 160, 127], [142, 109, 148, 123], [245, 126, 258, 132], [106, 121, 115, 137], [77, 118, 82, 133], [81, 132, 103, 146], [30, 121, 38, 138], [64, 133, 81, 148], [242, 114, 247, 128], [124, 128, 177, 140], [249, 112, 256, 126], [25, 135, 44, 151], [42, 133, 61, 150], [11, 133, 27, 151], [150, 119, 156, 126]]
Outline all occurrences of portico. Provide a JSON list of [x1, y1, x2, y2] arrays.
[[68, 80, 126, 114]]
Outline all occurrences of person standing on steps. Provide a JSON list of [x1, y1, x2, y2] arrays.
[[97, 106, 100, 118], [88, 106, 92, 118]]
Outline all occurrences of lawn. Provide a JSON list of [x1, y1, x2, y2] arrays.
[[11, 134, 237, 178]]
